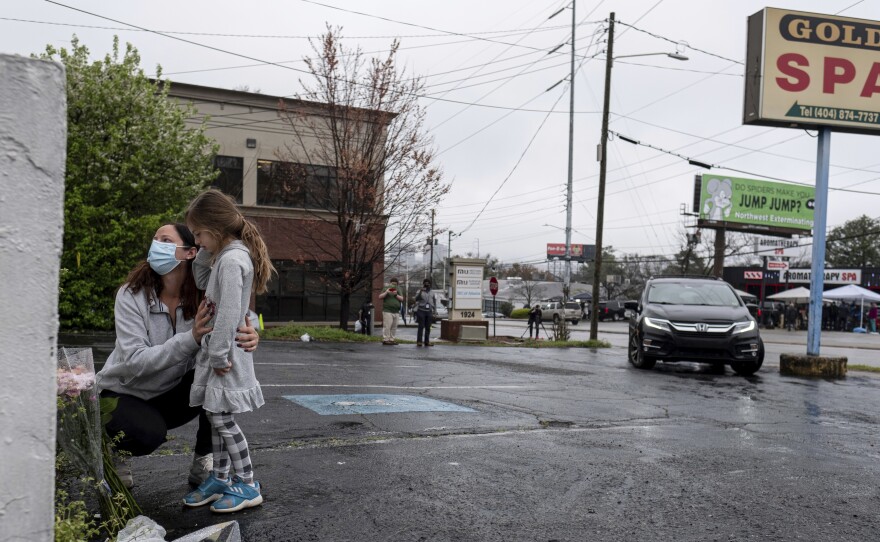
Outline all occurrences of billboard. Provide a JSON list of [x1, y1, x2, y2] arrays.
[[696, 174, 815, 236], [744, 8, 880, 135], [783, 268, 861, 285], [546, 243, 596, 262], [753, 236, 803, 257]]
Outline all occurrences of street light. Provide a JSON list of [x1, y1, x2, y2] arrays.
[[589, 12, 688, 341]]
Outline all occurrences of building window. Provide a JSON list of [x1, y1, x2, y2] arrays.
[[255, 260, 367, 322], [213, 155, 243, 203], [256, 159, 336, 211]]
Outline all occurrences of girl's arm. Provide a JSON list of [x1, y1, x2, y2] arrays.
[[192, 248, 214, 290], [206, 258, 246, 369], [113, 287, 200, 378]]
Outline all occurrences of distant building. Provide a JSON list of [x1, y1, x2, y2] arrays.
[[166, 82, 388, 322]]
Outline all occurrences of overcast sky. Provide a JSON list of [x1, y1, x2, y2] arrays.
[[3, 0, 878, 265]]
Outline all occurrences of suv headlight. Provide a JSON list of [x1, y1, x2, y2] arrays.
[[732, 320, 756, 334], [644, 317, 671, 332]]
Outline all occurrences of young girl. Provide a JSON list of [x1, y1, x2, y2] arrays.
[[182, 189, 275, 513]]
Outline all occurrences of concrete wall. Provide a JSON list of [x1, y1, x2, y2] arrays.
[[0, 54, 66, 541]]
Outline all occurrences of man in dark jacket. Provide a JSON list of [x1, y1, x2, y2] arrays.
[[785, 303, 798, 331], [527, 304, 543, 339]]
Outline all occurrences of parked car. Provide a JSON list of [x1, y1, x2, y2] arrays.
[[482, 311, 504, 319], [626, 276, 764, 376], [541, 301, 581, 325], [597, 300, 627, 321]]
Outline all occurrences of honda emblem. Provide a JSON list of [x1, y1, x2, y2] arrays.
[[696, 323, 709, 332]]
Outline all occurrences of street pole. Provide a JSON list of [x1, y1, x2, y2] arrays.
[[563, 0, 576, 301], [807, 127, 831, 356], [590, 12, 614, 342], [445, 230, 453, 295], [429, 209, 435, 283], [713, 227, 725, 278]]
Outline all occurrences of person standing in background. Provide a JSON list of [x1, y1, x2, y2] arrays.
[[414, 279, 435, 347], [379, 278, 403, 345], [358, 300, 373, 335]]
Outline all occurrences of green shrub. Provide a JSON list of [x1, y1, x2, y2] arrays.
[[499, 301, 513, 316], [510, 308, 529, 319], [55, 490, 100, 542]]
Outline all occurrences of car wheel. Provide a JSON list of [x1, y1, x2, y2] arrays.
[[571, 319, 579, 325], [613, 313, 620, 321], [628, 330, 656, 370], [731, 339, 764, 376], [553, 314, 560, 323]]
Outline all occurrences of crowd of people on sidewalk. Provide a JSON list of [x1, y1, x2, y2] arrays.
[[763, 300, 880, 333]]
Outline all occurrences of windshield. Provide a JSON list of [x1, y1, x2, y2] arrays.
[[647, 282, 742, 307]]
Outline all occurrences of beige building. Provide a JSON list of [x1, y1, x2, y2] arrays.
[[166, 82, 386, 323]]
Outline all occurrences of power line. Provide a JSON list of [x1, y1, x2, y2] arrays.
[[44, 0, 610, 115], [1, 15, 574, 39], [299, 0, 602, 54], [457, 83, 570, 235], [616, 19, 743, 65], [611, 112, 880, 176], [609, 129, 880, 197]]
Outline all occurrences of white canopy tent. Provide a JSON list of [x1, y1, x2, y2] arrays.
[[734, 289, 757, 303], [822, 284, 880, 328], [767, 286, 811, 304]]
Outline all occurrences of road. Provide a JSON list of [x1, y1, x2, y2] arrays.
[[77, 324, 880, 541], [404, 317, 880, 368]]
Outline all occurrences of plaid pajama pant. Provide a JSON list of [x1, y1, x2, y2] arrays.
[[206, 412, 253, 484]]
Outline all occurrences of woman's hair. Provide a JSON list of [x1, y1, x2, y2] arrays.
[[123, 223, 199, 320], [185, 188, 276, 294]]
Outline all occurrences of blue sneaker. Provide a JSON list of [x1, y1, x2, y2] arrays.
[[210, 476, 263, 513], [183, 474, 230, 507]]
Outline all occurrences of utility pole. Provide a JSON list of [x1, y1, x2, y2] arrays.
[[429, 209, 435, 283], [563, 0, 576, 301], [590, 12, 614, 341], [713, 227, 725, 277], [444, 230, 453, 291]]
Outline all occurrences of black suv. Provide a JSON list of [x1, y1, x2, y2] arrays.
[[626, 277, 763, 375], [597, 300, 627, 321]]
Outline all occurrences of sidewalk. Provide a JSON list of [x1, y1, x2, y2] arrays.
[[760, 327, 880, 350]]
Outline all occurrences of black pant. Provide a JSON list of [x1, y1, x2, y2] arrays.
[[528, 318, 541, 337], [416, 310, 432, 344], [101, 369, 211, 457]]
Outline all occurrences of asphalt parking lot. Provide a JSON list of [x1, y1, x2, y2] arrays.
[[91, 324, 880, 542]]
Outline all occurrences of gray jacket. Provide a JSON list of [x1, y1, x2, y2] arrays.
[[189, 241, 264, 414], [96, 285, 200, 400]]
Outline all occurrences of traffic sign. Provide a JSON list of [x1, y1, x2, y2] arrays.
[[489, 277, 498, 296]]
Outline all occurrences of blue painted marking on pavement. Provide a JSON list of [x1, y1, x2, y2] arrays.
[[283, 394, 476, 415]]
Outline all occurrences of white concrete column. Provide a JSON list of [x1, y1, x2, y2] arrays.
[[0, 54, 67, 541]]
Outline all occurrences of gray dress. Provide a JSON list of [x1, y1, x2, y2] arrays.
[[189, 241, 265, 414]]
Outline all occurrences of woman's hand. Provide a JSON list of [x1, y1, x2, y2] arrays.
[[236, 314, 260, 352], [192, 299, 212, 345], [213, 362, 232, 376]]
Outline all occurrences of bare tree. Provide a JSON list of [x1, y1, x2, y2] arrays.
[[502, 263, 546, 307], [278, 28, 449, 328], [512, 280, 546, 308]]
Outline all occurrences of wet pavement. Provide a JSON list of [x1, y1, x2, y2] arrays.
[[67, 327, 880, 541]]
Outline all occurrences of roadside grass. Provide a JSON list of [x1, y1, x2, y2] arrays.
[[261, 325, 611, 348], [848, 364, 880, 373], [261, 324, 380, 343]]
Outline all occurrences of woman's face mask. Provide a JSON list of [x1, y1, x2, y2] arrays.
[[147, 240, 185, 275]]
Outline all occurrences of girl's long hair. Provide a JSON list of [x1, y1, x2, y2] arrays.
[[123, 223, 199, 320], [185, 189, 276, 294]]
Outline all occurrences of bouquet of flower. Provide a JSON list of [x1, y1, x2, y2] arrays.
[[56, 347, 140, 533]]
